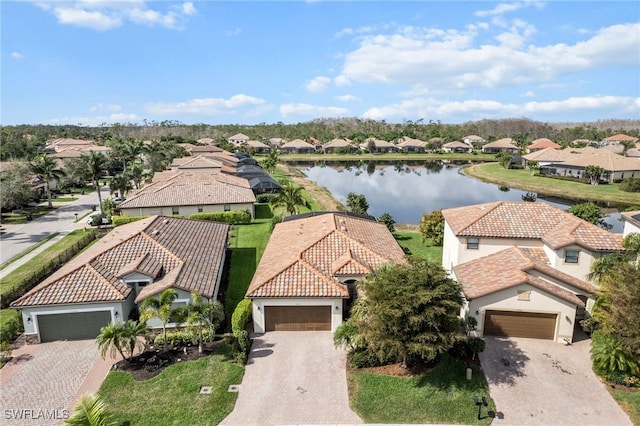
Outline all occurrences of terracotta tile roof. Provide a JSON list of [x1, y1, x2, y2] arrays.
[[556, 150, 640, 172], [246, 213, 406, 298], [119, 172, 255, 209], [443, 141, 472, 149], [464, 135, 485, 141], [11, 216, 230, 307], [603, 134, 638, 142], [523, 147, 576, 162], [246, 140, 270, 149], [170, 156, 222, 169], [324, 138, 354, 148], [229, 133, 250, 141], [527, 138, 561, 151], [282, 139, 315, 149], [442, 201, 623, 252], [483, 138, 518, 149], [453, 247, 590, 306], [362, 138, 395, 148], [397, 137, 427, 147]]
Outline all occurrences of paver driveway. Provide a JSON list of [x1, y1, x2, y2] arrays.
[[480, 335, 632, 426], [0, 340, 102, 426], [221, 331, 362, 425]]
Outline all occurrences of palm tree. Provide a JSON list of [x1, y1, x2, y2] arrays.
[[183, 293, 224, 354], [127, 162, 150, 189], [65, 393, 116, 426], [270, 182, 310, 216], [83, 151, 108, 212], [261, 149, 281, 174], [96, 320, 146, 362], [109, 171, 131, 198], [139, 289, 179, 353], [30, 154, 65, 208]]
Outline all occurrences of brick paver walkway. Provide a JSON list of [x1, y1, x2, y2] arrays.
[[0, 340, 101, 425]]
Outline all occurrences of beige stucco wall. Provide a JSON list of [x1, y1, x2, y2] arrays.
[[251, 298, 344, 334], [542, 244, 599, 283], [120, 202, 255, 219], [460, 283, 577, 343]]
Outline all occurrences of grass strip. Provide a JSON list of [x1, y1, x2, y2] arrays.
[[0, 232, 60, 271]]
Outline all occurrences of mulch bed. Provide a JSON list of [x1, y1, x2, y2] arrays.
[[112, 342, 221, 381], [352, 353, 481, 377]]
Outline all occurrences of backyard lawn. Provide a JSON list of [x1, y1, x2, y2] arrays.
[[393, 231, 442, 263], [349, 355, 495, 425], [465, 162, 640, 205], [99, 344, 243, 426], [610, 389, 640, 425]]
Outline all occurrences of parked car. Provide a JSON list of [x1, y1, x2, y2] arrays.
[[87, 213, 111, 226], [113, 196, 125, 204]]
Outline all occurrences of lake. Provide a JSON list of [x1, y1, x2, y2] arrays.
[[293, 160, 624, 233]]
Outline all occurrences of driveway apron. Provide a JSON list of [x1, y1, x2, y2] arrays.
[[480, 336, 632, 426], [0, 340, 101, 425], [221, 331, 362, 425]]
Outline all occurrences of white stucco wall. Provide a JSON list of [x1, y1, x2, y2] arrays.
[[251, 298, 345, 334], [142, 288, 201, 329], [461, 284, 577, 343], [120, 202, 255, 219], [543, 244, 599, 283], [623, 222, 640, 237]]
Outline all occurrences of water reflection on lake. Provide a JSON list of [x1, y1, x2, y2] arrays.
[[295, 160, 624, 233]]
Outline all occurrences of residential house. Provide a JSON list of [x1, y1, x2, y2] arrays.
[[442, 201, 623, 343], [361, 138, 396, 153], [621, 210, 640, 237], [281, 139, 316, 154], [601, 134, 638, 145], [245, 140, 271, 154], [228, 133, 250, 146], [396, 137, 427, 153], [543, 149, 640, 183], [118, 172, 256, 218], [269, 137, 287, 147], [170, 156, 224, 173], [463, 135, 486, 147], [322, 138, 357, 154], [246, 212, 406, 333], [481, 138, 520, 153], [11, 216, 230, 343], [442, 141, 473, 153], [526, 138, 561, 153], [43, 138, 96, 153], [197, 137, 216, 145]]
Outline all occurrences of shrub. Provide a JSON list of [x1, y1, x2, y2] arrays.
[[591, 331, 639, 376], [0, 310, 23, 344], [112, 215, 148, 227], [153, 329, 214, 347], [620, 177, 640, 192], [189, 210, 251, 225], [231, 299, 252, 337], [271, 214, 283, 230], [467, 337, 486, 359], [257, 194, 278, 203], [347, 349, 396, 368]]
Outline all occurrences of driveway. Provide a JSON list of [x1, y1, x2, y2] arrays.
[[221, 331, 362, 425], [480, 335, 632, 426], [0, 340, 109, 425]]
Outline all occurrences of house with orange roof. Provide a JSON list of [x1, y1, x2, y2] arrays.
[[481, 138, 519, 153], [526, 138, 561, 153], [118, 171, 256, 218], [170, 155, 224, 173], [442, 201, 624, 343], [396, 136, 427, 153], [11, 216, 230, 343], [245, 140, 271, 153], [601, 133, 638, 144], [228, 133, 250, 146], [544, 149, 640, 183], [442, 141, 473, 153], [323, 138, 357, 153], [361, 138, 396, 153], [246, 212, 406, 333]]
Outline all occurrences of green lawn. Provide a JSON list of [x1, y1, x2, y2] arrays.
[[349, 355, 495, 425], [465, 162, 640, 205], [610, 388, 640, 425], [99, 344, 244, 426], [393, 231, 442, 263], [0, 206, 58, 225], [0, 229, 96, 298]]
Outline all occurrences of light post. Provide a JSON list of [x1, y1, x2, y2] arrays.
[[74, 213, 78, 222], [473, 396, 488, 420]]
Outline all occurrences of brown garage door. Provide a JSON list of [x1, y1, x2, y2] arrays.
[[265, 306, 331, 331], [483, 310, 557, 340]]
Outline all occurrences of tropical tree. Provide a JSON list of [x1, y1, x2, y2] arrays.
[[346, 192, 369, 215], [127, 162, 150, 189], [261, 149, 280, 174], [62, 157, 91, 192], [65, 393, 116, 426], [96, 320, 146, 362], [527, 160, 540, 176], [109, 172, 131, 198], [584, 165, 605, 185], [183, 293, 224, 353], [351, 258, 463, 368], [419, 210, 445, 245], [270, 181, 310, 216], [0, 162, 37, 211], [377, 212, 395, 232], [83, 152, 109, 212], [568, 202, 610, 229], [30, 153, 65, 208], [139, 289, 179, 353]]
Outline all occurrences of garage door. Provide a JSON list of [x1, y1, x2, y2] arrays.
[[37, 311, 112, 342], [483, 310, 557, 340], [265, 306, 331, 331]]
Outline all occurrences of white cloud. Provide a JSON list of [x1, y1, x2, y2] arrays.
[[335, 94, 358, 102], [90, 103, 123, 112], [335, 22, 640, 92], [226, 27, 242, 36], [475, 1, 544, 18], [280, 103, 349, 118], [34, 1, 196, 31], [11, 52, 24, 60], [305, 76, 331, 93], [145, 94, 266, 115], [47, 113, 140, 126]]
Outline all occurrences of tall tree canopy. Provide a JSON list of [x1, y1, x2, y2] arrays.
[[352, 258, 463, 367], [0, 162, 37, 210], [419, 210, 445, 245], [567, 202, 610, 229], [346, 192, 369, 215], [30, 154, 65, 208]]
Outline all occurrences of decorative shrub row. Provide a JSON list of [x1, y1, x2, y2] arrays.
[[112, 215, 149, 227], [231, 299, 252, 337], [153, 329, 214, 347], [0, 310, 23, 344], [347, 349, 397, 368], [189, 210, 251, 225], [620, 177, 640, 192]]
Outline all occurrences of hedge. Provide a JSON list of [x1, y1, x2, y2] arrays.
[[189, 210, 251, 225], [231, 299, 253, 336], [153, 329, 214, 347], [0, 309, 23, 344], [112, 215, 149, 227]]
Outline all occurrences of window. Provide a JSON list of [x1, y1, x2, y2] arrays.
[[467, 237, 479, 249], [172, 207, 179, 215], [565, 249, 580, 264], [224, 204, 231, 212], [197, 206, 203, 213], [517, 290, 531, 301]]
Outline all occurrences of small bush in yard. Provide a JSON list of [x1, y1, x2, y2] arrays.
[[0, 310, 23, 344], [620, 177, 640, 192], [189, 210, 251, 225], [112, 215, 148, 227], [348, 349, 397, 368], [467, 337, 486, 360], [153, 329, 214, 347], [231, 299, 252, 337]]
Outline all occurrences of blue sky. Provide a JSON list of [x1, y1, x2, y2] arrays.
[[2, 1, 639, 126]]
